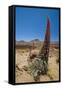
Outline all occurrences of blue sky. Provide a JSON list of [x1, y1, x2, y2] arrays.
[[16, 7, 59, 42]]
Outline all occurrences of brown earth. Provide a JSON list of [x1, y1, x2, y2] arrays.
[[15, 46, 59, 83]]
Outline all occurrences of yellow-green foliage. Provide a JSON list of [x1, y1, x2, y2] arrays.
[[47, 69, 53, 80]]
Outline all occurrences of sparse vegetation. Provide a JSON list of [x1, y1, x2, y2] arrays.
[[56, 58, 59, 63], [47, 70, 53, 80], [16, 44, 59, 83]]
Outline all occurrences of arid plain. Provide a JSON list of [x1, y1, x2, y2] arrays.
[[15, 41, 59, 83]]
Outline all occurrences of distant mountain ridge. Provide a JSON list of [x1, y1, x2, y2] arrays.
[[30, 39, 40, 42], [16, 39, 41, 47], [16, 39, 59, 48], [16, 39, 59, 44]]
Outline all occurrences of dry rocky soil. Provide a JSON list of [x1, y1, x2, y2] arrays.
[[15, 46, 59, 83]]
